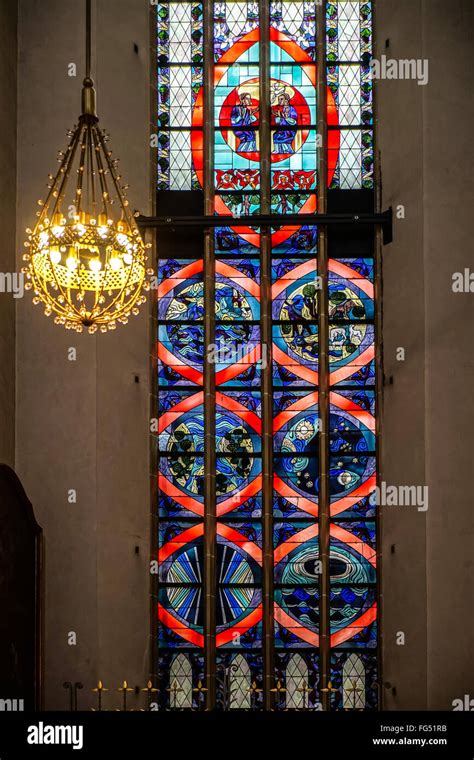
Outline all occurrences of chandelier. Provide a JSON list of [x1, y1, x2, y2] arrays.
[[21, 0, 152, 333]]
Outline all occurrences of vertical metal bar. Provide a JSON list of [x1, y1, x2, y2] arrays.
[[203, 0, 217, 711], [149, 0, 159, 700], [373, 0, 384, 708], [149, 325, 159, 699], [316, 0, 331, 712], [259, 0, 271, 215], [374, 218, 384, 710], [259, 0, 274, 711], [85, 0, 91, 80]]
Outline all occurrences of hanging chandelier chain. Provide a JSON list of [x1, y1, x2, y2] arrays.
[[86, 0, 92, 82]]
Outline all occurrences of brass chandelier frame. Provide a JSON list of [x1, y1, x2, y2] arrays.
[[22, 0, 152, 333]]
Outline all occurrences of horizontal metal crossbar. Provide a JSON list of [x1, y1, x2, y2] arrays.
[[137, 208, 393, 244]]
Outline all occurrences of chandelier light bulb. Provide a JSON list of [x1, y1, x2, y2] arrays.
[[109, 255, 123, 271], [88, 256, 102, 273], [49, 247, 62, 265], [66, 252, 79, 271]]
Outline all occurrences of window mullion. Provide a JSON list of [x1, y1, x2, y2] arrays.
[[259, 0, 274, 711], [203, 0, 216, 711], [316, 0, 331, 712]]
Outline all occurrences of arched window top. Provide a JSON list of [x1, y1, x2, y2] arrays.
[[229, 654, 251, 709], [287, 653, 306, 678], [286, 654, 310, 710], [342, 654, 366, 710], [169, 654, 193, 709]]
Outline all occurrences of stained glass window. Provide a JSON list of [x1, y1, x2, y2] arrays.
[[154, 0, 378, 711], [157, 2, 203, 190], [327, 0, 373, 189]]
